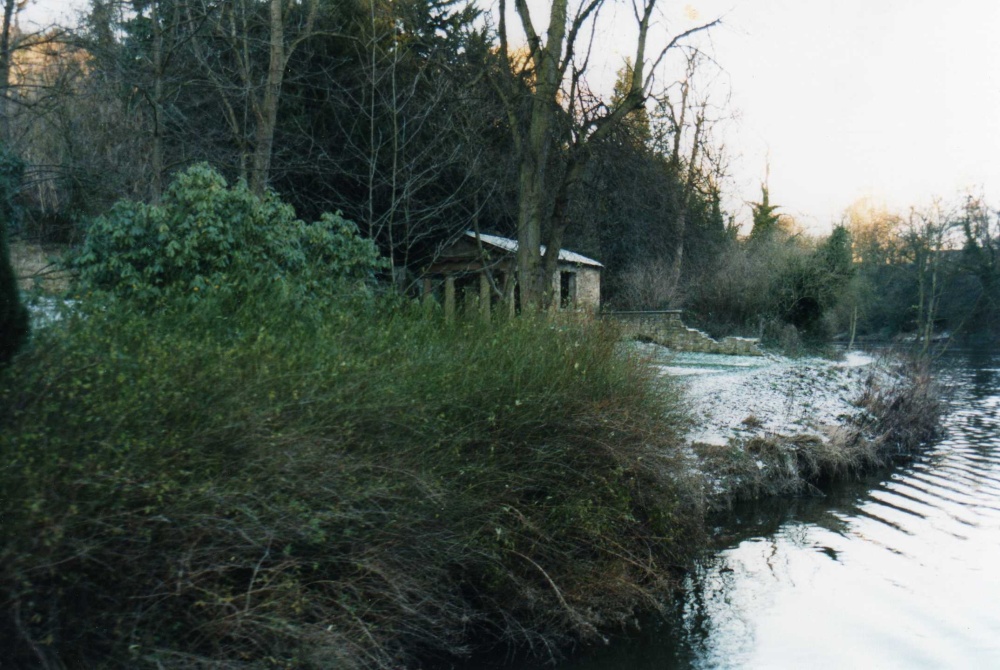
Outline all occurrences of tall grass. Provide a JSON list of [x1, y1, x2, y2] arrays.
[[0, 293, 702, 668]]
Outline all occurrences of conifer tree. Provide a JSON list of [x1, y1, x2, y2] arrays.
[[749, 184, 781, 243]]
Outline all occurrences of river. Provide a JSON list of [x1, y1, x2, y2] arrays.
[[515, 347, 1000, 669]]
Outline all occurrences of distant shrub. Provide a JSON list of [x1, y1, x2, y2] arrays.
[[72, 164, 384, 307], [687, 231, 855, 348]]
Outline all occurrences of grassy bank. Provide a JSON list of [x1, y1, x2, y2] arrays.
[[0, 294, 704, 669], [694, 357, 942, 508]]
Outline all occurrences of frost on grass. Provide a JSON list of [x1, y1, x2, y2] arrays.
[[639, 344, 881, 446], [634, 343, 905, 506]]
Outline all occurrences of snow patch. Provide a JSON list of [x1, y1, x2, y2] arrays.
[[635, 343, 885, 447]]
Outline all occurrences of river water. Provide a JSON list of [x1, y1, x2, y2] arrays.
[[521, 347, 1000, 669]]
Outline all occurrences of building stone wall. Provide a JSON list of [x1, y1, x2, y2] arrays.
[[607, 310, 763, 356], [550, 265, 601, 311], [574, 267, 601, 311]]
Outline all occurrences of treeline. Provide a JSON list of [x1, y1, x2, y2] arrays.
[[2, 0, 729, 306], [683, 191, 1000, 348], [841, 196, 1000, 345], [3, 0, 998, 342]]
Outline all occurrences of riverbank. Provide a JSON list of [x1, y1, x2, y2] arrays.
[[0, 300, 939, 669], [641, 344, 941, 509], [505, 348, 995, 670]]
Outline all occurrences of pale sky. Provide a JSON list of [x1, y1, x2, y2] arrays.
[[20, 0, 1000, 234], [19, 0, 82, 28], [696, 0, 1000, 232]]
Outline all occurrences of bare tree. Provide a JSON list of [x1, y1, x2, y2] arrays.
[[0, 0, 26, 141], [2, 0, 68, 143], [334, 0, 481, 278], [80, 0, 203, 200], [141, 0, 195, 199], [650, 49, 726, 295], [492, 0, 718, 309], [903, 200, 958, 354], [0, 4, 118, 239], [187, 0, 318, 193]]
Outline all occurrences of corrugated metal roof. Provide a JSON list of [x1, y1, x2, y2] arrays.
[[465, 231, 603, 268]]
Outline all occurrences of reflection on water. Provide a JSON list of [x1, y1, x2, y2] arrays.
[[533, 349, 1000, 670]]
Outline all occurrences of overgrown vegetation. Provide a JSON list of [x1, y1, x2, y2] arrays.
[[685, 225, 854, 349], [0, 130, 951, 668], [3, 168, 707, 666], [0, 291, 705, 669]]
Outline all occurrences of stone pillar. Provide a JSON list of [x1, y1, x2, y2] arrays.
[[422, 277, 434, 308], [464, 285, 477, 315], [549, 270, 561, 313], [479, 273, 491, 322], [444, 276, 455, 322], [505, 275, 516, 318]]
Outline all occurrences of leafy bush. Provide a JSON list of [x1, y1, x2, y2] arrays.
[[0, 293, 701, 668], [72, 164, 384, 307]]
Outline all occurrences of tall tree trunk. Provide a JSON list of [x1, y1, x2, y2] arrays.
[[516, 150, 546, 309], [150, 0, 164, 199], [189, 0, 315, 194], [848, 305, 858, 351], [668, 108, 705, 299], [921, 243, 940, 356], [541, 154, 587, 308], [250, 0, 285, 194], [512, 0, 566, 309], [0, 0, 16, 142]]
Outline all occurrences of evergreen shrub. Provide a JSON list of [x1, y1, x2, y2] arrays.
[[72, 164, 384, 307]]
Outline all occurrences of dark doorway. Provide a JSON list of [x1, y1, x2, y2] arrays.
[[560, 271, 575, 309]]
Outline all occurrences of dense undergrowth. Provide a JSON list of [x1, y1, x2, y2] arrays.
[[0, 293, 704, 669]]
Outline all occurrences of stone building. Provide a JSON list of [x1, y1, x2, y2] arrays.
[[421, 231, 602, 317], [607, 310, 763, 356]]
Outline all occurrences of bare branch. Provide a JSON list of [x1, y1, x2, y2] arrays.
[[512, 0, 540, 59], [559, 0, 602, 78], [643, 17, 722, 91]]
